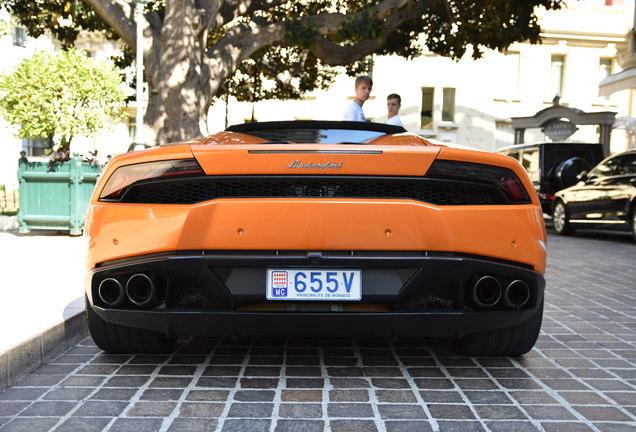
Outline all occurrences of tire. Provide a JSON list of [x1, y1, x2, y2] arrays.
[[631, 204, 636, 243], [86, 297, 177, 354], [555, 157, 591, 189], [552, 200, 575, 236], [455, 299, 543, 357]]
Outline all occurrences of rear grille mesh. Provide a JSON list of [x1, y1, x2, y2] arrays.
[[119, 176, 504, 205]]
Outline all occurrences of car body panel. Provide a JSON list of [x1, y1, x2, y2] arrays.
[[85, 200, 546, 273]]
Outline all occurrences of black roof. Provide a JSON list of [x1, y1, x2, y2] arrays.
[[226, 120, 406, 134]]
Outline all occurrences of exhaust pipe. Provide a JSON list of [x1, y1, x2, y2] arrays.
[[98, 278, 126, 307], [470, 276, 502, 309], [126, 273, 159, 308], [503, 280, 530, 309]]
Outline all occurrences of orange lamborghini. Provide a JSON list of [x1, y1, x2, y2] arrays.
[[85, 121, 547, 356]]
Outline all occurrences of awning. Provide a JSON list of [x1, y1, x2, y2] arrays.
[[599, 67, 636, 96]]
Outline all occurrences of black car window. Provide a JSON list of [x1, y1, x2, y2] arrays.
[[616, 154, 636, 175], [588, 158, 618, 179]]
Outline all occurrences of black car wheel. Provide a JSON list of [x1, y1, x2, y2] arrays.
[[553, 200, 575, 235], [455, 299, 543, 357], [86, 297, 177, 354], [631, 204, 636, 242]]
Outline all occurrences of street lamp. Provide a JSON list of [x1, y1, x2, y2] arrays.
[[131, 0, 148, 151]]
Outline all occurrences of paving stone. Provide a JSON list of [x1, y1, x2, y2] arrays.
[[280, 389, 322, 402], [0, 401, 28, 416], [185, 389, 229, 401], [233, 390, 275, 402], [278, 403, 322, 418], [0, 387, 49, 401], [140, 388, 184, 401], [463, 390, 513, 405], [384, 420, 435, 432], [274, 419, 324, 432], [108, 417, 164, 432], [327, 403, 374, 418], [126, 401, 177, 417], [167, 417, 218, 431], [0, 417, 59, 432], [55, 417, 112, 432], [104, 375, 151, 387], [42, 386, 94, 401], [227, 402, 274, 417], [377, 404, 427, 419], [435, 420, 485, 431], [573, 405, 634, 422], [375, 389, 417, 403], [329, 389, 369, 402], [220, 418, 270, 432], [473, 404, 527, 420], [20, 401, 75, 416], [427, 404, 476, 420], [239, 378, 279, 389], [419, 390, 464, 403], [90, 388, 137, 401], [485, 421, 540, 432], [541, 422, 596, 432], [72, 400, 129, 417], [329, 419, 378, 432], [178, 402, 225, 417]]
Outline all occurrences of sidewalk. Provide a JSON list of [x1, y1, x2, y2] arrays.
[[0, 216, 88, 389]]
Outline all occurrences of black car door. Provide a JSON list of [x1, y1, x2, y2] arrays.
[[568, 157, 618, 220], [606, 154, 636, 221]]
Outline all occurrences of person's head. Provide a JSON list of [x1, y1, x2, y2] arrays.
[[354, 75, 373, 104], [387, 93, 401, 118]]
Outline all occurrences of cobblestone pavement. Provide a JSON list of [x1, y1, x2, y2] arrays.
[[1, 232, 635, 432]]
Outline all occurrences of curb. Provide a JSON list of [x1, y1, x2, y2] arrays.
[[0, 311, 88, 390]]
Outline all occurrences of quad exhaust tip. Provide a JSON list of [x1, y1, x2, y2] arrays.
[[471, 276, 502, 309], [126, 273, 159, 308], [503, 280, 530, 309], [98, 278, 126, 307]]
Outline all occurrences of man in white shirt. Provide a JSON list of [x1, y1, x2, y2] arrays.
[[343, 76, 373, 122], [385, 93, 403, 126]]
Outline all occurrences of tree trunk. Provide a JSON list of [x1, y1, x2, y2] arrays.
[[144, 1, 216, 146]]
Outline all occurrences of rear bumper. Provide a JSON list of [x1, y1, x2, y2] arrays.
[[89, 307, 541, 339], [86, 251, 545, 339]]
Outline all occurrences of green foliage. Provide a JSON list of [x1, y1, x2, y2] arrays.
[[3, 0, 563, 109], [0, 16, 12, 37], [0, 48, 126, 158]]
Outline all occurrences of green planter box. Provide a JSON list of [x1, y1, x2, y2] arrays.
[[17, 155, 100, 235]]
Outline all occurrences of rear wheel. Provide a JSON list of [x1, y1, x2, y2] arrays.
[[86, 297, 176, 354], [553, 200, 575, 236], [455, 300, 543, 357]]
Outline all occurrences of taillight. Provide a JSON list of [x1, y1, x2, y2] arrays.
[[425, 160, 531, 203], [99, 159, 203, 201]]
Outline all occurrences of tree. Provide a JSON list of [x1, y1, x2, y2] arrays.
[[0, 48, 126, 159], [3, 0, 563, 145]]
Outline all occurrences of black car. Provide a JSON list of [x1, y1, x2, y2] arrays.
[[553, 150, 636, 241], [497, 142, 604, 214]]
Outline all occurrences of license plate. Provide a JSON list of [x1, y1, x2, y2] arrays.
[[266, 269, 362, 301]]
